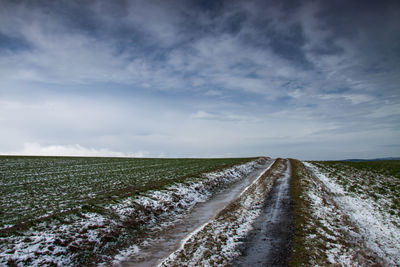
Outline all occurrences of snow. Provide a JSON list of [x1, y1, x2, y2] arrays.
[[110, 245, 140, 267], [304, 179, 357, 265], [304, 161, 400, 266]]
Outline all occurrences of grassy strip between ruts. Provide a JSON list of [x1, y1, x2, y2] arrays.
[[288, 158, 312, 266]]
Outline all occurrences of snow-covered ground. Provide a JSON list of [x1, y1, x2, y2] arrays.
[[0, 158, 264, 266], [304, 162, 400, 266]]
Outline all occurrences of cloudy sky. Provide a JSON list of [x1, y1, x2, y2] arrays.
[[1, 0, 399, 160]]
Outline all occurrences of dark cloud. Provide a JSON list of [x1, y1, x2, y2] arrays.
[[0, 0, 399, 158], [0, 32, 32, 53], [266, 23, 311, 68], [316, 0, 400, 37], [314, 0, 400, 63], [191, 0, 225, 16], [220, 11, 247, 35], [308, 37, 344, 56]]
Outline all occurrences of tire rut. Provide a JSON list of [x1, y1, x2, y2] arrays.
[[234, 159, 293, 267]]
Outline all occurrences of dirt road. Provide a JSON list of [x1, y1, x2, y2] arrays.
[[123, 159, 274, 267], [234, 159, 293, 266]]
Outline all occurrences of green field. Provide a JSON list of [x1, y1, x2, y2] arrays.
[[289, 159, 400, 266], [311, 160, 400, 215], [0, 156, 253, 229]]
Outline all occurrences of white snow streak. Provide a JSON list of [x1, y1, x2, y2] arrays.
[[304, 162, 400, 266]]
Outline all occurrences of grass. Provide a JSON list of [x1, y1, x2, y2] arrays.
[[311, 160, 400, 216], [288, 159, 354, 266], [288, 159, 313, 266], [342, 160, 400, 177], [0, 156, 255, 230], [290, 159, 399, 265], [1, 156, 261, 266]]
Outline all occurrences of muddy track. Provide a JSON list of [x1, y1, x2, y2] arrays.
[[122, 159, 274, 266], [234, 159, 293, 266]]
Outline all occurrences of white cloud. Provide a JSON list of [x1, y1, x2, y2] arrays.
[[367, 104, 400, 119], [318, 93, 374, 104], [204, 90, 223, 96], [342, 94, 374, 105], [2, 143, 147, 158], [192, 111, 217, 120]]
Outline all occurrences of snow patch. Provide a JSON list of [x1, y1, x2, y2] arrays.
[[304, 162, 400, 265]]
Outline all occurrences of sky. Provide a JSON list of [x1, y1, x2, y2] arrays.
[[0, 0, 399, 160]]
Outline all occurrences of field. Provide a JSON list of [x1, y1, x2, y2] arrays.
[[0, 156, 260, 266], [289, 159, 400, 266], [0, 156, 254, 230], [1, 156, 399, 266], [311, 160, 400, 217]]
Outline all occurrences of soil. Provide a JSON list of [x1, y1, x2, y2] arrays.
[[234, 159, 293, 267]]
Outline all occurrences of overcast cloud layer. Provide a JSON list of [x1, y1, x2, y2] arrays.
[[1, 0, 399, 160]]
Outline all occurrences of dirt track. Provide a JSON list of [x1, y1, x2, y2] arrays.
[[123, 160, 274, 267], [234, 159, 293, 266]]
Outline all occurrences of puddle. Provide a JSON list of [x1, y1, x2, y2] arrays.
[[121, 159, 274, 267]]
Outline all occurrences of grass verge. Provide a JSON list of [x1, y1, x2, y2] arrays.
[[288, 158, 312, 266], [289, 159, 385, 266]]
